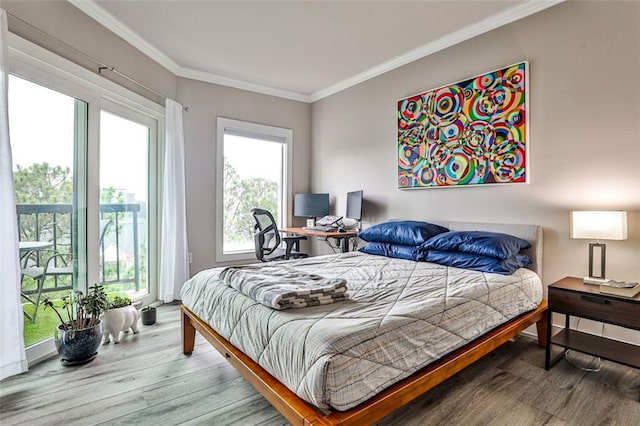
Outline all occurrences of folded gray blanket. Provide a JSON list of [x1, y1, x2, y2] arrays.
[[219, 264, 348, 310]]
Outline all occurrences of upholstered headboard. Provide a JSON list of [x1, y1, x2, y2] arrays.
[[427, 220, 543, 277]]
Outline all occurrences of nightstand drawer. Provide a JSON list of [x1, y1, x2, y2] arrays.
[[548, 287, 640, 330]]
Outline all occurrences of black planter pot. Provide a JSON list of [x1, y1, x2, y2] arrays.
[[54, 320, 103, 366], [141, 307, 156, 325]]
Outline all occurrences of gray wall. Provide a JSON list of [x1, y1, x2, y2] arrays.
[[176, 77, 312, 274], [311, 1, 640, 341]]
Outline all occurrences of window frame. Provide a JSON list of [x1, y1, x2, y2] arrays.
[[215, 117, 293, 263]]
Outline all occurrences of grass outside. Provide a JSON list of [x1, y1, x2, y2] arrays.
[[23, 300, 64, 347]]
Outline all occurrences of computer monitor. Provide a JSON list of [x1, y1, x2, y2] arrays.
[[346, 190, 363, 220], [293, 193, 329, 218]]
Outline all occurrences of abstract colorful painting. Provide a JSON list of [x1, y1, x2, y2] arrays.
[[397, 62, 528, 188]]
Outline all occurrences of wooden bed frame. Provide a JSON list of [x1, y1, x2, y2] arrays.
[[182, 221, 546, 424], [182, 301, 548, 426]]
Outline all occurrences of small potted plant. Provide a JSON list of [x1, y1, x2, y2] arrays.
[[102, 296, 143, 344], [43, 284, 108, 366], [141, 305, 156, 325], [108, 295, 132, 309]]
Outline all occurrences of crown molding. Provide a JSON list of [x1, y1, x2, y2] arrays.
[[309, 0, 564, 102], [177, 67, 312, 103], [68, 0, 181, 73], [69, 0, 564, 104]]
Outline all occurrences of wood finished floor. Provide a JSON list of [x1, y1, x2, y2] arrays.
[[1, 304, 639, 425]]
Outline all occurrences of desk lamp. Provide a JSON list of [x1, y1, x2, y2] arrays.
[[570, 211, 627, 284]]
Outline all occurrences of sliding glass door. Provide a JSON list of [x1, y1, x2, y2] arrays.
[[99, 105, 157, 305], [9, 48, 161, 357], [9, 75, 88, 348]]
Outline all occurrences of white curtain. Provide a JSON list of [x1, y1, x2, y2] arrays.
[[159, 98, 189, 302], [0, 8, 28, 380]]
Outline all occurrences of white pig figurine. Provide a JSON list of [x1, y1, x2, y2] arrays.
[[102, 301, 143, 344]]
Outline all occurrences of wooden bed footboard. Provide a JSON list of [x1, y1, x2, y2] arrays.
[[181, 300, 548, 426]]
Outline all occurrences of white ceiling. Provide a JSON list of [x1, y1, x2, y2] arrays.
[[70, 0, 563, 102]]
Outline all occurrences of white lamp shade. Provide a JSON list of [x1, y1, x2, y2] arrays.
[[570, 211, 627, 240]]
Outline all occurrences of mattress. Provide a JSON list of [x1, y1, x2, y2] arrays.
[[181, 251, 542, 411]]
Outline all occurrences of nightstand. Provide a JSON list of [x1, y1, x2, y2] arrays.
[[545, 276, 640, 372]]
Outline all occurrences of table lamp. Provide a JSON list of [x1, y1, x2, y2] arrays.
[[570, 210, 627, 284]]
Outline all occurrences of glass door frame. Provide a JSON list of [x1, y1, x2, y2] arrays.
[[9, 33, 164, 364]]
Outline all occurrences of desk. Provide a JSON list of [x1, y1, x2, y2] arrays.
[[281, 227, 358, 253]]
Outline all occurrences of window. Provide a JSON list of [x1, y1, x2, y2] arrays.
[[216, 118, 292, 262]]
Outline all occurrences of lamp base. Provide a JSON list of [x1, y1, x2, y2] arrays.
[[582, 276, 610, 285], [588, 242, 606, 280]]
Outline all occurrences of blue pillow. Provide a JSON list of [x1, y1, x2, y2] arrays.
[[422, 231, 531, 259], [358, 221, 449, 245], [425, 250, 532, 275], [359, 242, 425, 261]]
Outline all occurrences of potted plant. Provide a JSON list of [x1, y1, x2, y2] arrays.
[[141, 305, 156, 325], [108, 295, 132, 309], [43, 284, 108, 366]]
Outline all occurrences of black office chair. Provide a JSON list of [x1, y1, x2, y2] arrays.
[[251, 208, 308, 262]]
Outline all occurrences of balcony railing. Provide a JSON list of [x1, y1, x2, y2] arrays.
[[17, 203, 142, 294], [98, 203, 142, 290]]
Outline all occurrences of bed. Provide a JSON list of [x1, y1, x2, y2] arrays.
[[180, 221, 548, 425]]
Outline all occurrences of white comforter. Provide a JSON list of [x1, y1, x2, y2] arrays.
[[181, 252, 542, 411]]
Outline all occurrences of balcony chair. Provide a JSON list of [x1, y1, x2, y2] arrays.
[[21, 251, 72, 322], [21, 219, 112, 322], [251, 208, 308, 262]]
